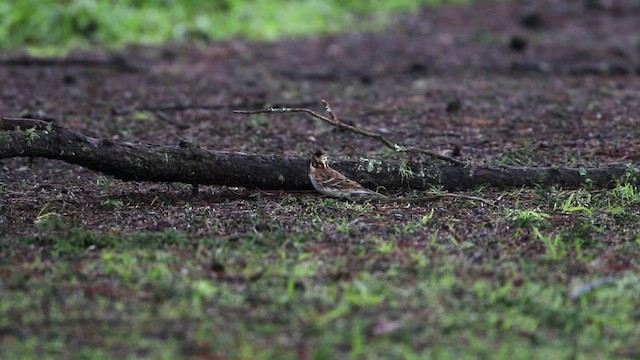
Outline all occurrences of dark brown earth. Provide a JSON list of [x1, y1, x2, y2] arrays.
[[2, 0, 640, 236]]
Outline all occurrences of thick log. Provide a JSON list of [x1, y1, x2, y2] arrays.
[[0, 119, 633, 191]]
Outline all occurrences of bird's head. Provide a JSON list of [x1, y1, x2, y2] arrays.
[[310, 150, 329, 168]]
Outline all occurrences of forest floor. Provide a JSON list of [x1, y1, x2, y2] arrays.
[[1, 0, 639, 358]]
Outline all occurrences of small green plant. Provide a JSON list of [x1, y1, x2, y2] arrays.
[[96, 175, 113, 190], [35, 203, 60, 222], [132, 111, 152, 121], [33, 212, 67, 230], [612, 182, 637, 200], [335, 220, 355, 234], [556, 192, 592, 215], [421, 208, 435, 224], [509, 209, 550, 229], [191, 280, 218, 302], [283, 254, 317, 298], [344, 278, 385, 307], [101, 198, 124, 209], [496, 143, 541, 166], [28, 228, 187, 256], [350, 317, 366, 359], [373, 237, 395, 254], [532, 227, 566, 259]]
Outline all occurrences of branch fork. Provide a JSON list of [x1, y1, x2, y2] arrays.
[[233, 100, 465, 166]]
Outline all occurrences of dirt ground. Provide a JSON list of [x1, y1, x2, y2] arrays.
[[2, 0, 640, 235], [1, 0, 639, 357]]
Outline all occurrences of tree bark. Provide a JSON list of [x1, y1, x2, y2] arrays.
[[0, 119, 633, 191]]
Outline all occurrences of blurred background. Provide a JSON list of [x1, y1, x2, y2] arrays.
[[0, 0, 468, 54]]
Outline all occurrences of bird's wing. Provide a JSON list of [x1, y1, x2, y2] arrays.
[[323, 169, 381, 195], [311, 166, 384, 197], [319, 170, 357, 187]]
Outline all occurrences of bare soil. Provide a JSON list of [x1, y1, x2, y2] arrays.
[[2, 0, 640, 236]]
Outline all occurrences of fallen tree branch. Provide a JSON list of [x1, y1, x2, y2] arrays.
[[233, 100, 466, 166], [0, 117, 634, 191]]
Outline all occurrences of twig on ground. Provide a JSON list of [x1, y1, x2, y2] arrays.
[[234, 100, 465, 166], [374, 193, 497, 207], [1, 117, 56, 131], [114, 99, 318, 116]]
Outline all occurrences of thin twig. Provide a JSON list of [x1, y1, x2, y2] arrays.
[[334, 192, 496, 207], [233, 100, 465, 166], [114, 99, 318, 116], [378, 193, 497, 207], [1, 117, 56, 131]]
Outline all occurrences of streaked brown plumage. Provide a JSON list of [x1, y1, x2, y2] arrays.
[[309, 150, 385, 198]]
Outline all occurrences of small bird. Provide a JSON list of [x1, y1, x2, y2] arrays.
[[309, 150, 385, 198]]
